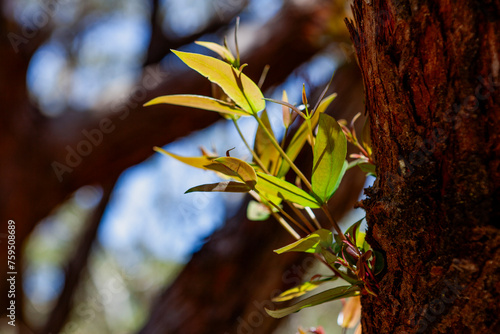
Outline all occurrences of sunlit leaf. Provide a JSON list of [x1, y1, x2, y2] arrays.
[[172, 50, 265, 113], [274, 229, 332, 254], [338, 296, 361, 328], [347, 158, 368, 169], [350, 219, 367, 249], [257, 189, 283, 208], [204, 157, 257, 188], [277, 93, 337, 177], [154, 147, 214, 170], [281, 90, 291, 127], [144, 94, 249, 117], [195, 41, 235, 64], [272, 278, 334, 302], [204, 162, 239, 178], [359, 162, 376, 176], [301, 84, 308, 110], [255, 172, 321, 208], [347, 158, 376, 176], [345, 218, 364, 242], [315, 93, 337, 117], [266, 285, 361, 318], [215, 157, 257, 184], [312, 113, 347, 203], [333, 160, 348, 192], [254, 110, 280, 172], [185, 181, 250, 193], [246, 200, 271, 221]]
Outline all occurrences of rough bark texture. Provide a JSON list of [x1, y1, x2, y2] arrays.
[[346, 1, 500, 333]]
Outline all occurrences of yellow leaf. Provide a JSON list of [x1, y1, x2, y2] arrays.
[[154, 147, 214, 170], [144, 94, 249, 117], [195, 41, 235, 64], [172, 50, 265, 114]]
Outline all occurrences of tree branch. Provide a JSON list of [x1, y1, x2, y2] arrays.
[[38, 178, 117, 334]]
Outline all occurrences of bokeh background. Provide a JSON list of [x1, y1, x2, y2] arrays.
[[0, 0, 371, 333]]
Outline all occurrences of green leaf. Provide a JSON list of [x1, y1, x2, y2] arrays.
[[333, 160, 348, 193], [154, 147, 214, 170], [321, 249, 338, 266], [254, 110, 280, 172], [172, 50, 265, 113], [347, 158, 367, 169], [312, 114, 347, 203], [274, 229, 332, 254], [277, 93, 336, 177], [257, 190, 283, 208], [144, 94, 249, 117], [255, 172, 321, 208], [345, 218, 364, 240], [321, 249, 360, 285], [347, 159, 376, 176], [195, 41, 235, 64], [356, 230, 366, 249], [344, 217, 367, 249], [185, 181, 250, 193], [355, 223, 366, 250], [212, 157, 257, 188], [315, 93, 337, 117], [359, 162, 376, 176], [272, 278, 335, 302], [246, 200, 271, 221], [266, 285, 361, 318]]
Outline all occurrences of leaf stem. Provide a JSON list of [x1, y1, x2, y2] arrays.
[[249, 191, 300, 240], [270, 212, 300, 240], [286, 202, 315, 233], [321, 204, 345, 240], [252, 114, 313, 192], [231, 118, 270, 174], [304, 206, 322, 230], [267, 200, 309, 235]]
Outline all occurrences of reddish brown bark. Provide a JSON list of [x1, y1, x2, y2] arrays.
[[346, 0, 499, 333]]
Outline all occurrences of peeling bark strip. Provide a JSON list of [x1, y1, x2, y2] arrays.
[[346, 1, 499, 333]]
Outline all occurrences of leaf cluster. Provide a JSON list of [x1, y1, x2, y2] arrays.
[[144, 26, 381, 321]]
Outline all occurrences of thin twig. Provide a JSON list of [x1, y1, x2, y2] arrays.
[[286, 202, 315, 233], [231, 118, 270, 174], [253, 114, 313, 191], [266, 199, 309, 235], [41, 179, 117, 334], [270, 212, 300, 240]]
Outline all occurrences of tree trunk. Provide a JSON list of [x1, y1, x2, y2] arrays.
[[345, 0, 500, 333]]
